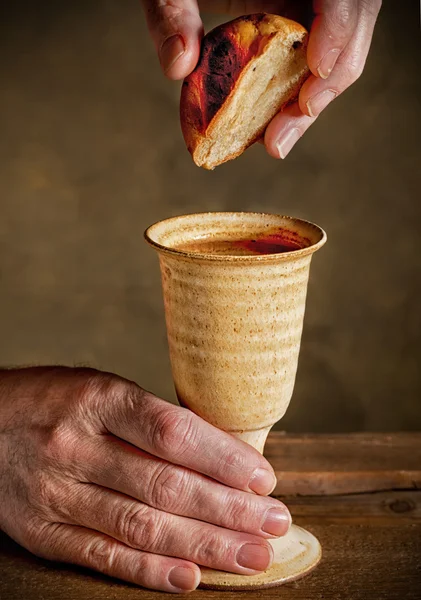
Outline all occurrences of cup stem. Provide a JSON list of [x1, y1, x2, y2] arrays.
[[231, 426, 272, 454]]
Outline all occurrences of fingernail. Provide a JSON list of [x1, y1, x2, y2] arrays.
[[160, 34, 185, 74], [307, 89, 337, 118], [262, 507, 291, 536], [317, 48, 340, 79], [249, 468, 277, 495], [236, 543, 273, 571], [168, 566, 198, 591], [276, 128, 301, 159]]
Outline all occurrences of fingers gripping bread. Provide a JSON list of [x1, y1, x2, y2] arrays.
[[180, 14, 309, 169]]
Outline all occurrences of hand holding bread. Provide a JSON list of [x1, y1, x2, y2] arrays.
[[141, 0, 382, 164], [180, 14, 310, 169]]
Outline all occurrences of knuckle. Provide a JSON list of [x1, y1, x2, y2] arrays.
[[81, 372, 128, 414], [109, 378, 147, 420], [360, 0, 382, 19], [326, 0, 356, 35], [39, 421, 95, 484], [337, 52, 365, 84], [120, 381, 148, 416], [120, 504, 164, 552], [88, 374, 148, 430], [195, 529, 229, 566], [41, 423, 75, 464], [224, 493, 252, 531], [27, 472, 59, 517], [150, 408, 198, 458], [145, 1, 193, 34], [105, 376, 134, 404], [149, 463, 189, 511], [133, 552, 155, 584], [160, 2, 184, 23], [214, 440, 248, 480], [84, 536, 118, 573]]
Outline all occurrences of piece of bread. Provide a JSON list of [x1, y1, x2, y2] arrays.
[[180, 13, 309, 170]]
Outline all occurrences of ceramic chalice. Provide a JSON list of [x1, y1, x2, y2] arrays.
[[145, 212, 326, 590]]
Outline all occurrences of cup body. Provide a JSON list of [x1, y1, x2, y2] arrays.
[[145, 212, 326, 442]]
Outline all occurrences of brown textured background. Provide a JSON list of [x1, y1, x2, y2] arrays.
[[0, 1, 420, 432]]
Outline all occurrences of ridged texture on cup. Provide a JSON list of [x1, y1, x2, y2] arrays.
[[145, 213, 326, 440]]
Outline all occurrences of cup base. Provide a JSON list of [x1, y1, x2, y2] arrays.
[[199, 524, 321, 590]]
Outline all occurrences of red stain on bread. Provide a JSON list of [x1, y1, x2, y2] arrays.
[[181, 14, 276, 138], [184, 15, 271, 135]]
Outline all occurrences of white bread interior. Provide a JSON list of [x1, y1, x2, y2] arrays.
[[193, 30, 308, 170]]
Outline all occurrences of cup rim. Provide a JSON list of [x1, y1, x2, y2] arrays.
[[144, 212, 327, 262]]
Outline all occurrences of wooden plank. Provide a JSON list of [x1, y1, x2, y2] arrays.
[[1, 492, 420, 600], [282, 490, 421, 525], [264, 433, 421, 495]]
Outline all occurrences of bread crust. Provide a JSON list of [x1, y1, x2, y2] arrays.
[[180, 13, 309, 168]]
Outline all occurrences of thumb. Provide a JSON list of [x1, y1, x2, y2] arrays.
[[141, 0, 203, 80]]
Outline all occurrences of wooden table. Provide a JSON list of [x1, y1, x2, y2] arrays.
[[1, 433, 420, 599]]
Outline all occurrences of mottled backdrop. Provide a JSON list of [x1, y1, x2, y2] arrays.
[[1, 1, 420, 431]]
